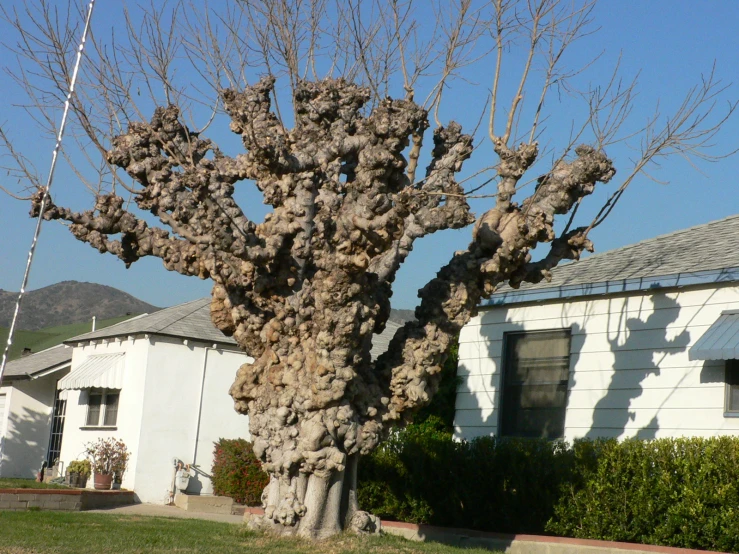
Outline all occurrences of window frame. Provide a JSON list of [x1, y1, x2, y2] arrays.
[[498, 328, 572, 439], [83, 389, 120, 429], [724, 359, 739, 417]]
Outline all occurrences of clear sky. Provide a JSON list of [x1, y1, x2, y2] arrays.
[[0, 0, 738, 311]]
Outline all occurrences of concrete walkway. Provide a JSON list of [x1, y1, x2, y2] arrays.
[[88, 502, 243, 524]]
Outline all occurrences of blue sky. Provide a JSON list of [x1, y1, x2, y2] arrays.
[[0, 0, 738, 311]]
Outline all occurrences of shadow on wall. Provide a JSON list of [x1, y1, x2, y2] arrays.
[[458, 316, 582, 438], [584, 293, 690, 440], [454, 318, 525, 435], [460, 291, 697, 441], [3, 405, 52, 478]]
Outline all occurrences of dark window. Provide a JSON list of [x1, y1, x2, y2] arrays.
[[500, 330, 571, 439], [725, 360, 739, 413], [86, 393, 103, 426], [85, 390, 119, 427], [103, 393, 119, 426]]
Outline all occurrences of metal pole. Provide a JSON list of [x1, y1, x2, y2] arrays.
[[0, 0, 97, 383]]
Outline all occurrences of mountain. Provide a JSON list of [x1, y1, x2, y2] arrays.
[[0, 281, 160, 330], [389, 309, 415, 323], [0, 315, 138, 362]]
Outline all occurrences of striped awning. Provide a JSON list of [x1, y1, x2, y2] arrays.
[[57, 353, 125, 390], [689, 310, 739, 361]]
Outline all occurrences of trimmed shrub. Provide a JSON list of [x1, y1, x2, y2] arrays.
[[358, 417, 574, 533], [547, 437, 739, 552], [211, 438, 269, 505], [359, 430, 739, 552]]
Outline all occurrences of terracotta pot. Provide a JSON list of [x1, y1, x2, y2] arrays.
[[93, 473, 113, 490]]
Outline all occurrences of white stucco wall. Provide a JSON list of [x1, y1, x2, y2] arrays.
[[57, 335, 252, 503], [0, 386, 10, 475], [134, 337, 251, 503], [0, 371, 66, 478], [454, 284, 739, 443], [58, 338, 150, 492]]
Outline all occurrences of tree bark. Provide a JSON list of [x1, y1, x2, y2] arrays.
[[34, 77, 614, 538]]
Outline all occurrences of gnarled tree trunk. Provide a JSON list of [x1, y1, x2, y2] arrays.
[[35, 76, 614, 538]]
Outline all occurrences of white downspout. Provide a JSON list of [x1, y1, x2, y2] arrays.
[[169, 344, 214, 504], [192, 345, 214, 466]]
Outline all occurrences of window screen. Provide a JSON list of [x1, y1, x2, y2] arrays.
[[103, 393, 119, 426], [726, 360, 739, 413], [500, 330, 571, 439], [86, 393, 103, 426]]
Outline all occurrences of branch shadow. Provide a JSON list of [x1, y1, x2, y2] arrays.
[[1, 403, 51, 478], [584, 292, 690, 440]]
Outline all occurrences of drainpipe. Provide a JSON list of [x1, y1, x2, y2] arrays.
[[192, 345, 215, 466]]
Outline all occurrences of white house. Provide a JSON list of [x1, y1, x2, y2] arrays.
[[454, 215, 739, 443], [0, 298, 253, 503], [0, 345, 72, 478], [1, 296, 404, 503]]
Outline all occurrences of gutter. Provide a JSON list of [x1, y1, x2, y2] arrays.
[[484, 266, 739, 308]]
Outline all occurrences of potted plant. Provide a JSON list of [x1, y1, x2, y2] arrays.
[[67, 459, 91, 488], [85, 438, 130, 490]]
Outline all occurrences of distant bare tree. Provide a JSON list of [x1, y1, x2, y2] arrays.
[[0, 0, 733, 538]]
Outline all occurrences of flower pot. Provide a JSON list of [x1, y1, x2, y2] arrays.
[[69, 472, 89, 488], [93, 473, 113, 490]]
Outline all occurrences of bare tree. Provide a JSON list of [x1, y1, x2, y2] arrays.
[[0, 0, 734, 539]]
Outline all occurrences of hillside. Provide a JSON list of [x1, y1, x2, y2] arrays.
[[0, 315, 138, 362], [0, 281, 159, 330]]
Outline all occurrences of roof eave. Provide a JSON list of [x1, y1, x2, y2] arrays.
[[484, 265, 739, 308], [63, 331, 238, 349]]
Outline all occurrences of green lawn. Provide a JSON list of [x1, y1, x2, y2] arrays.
[[0, 478, 69, 489], [0, 512, 500, 554]]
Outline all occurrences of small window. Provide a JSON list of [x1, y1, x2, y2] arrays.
[[725, 360, 739, 414], [500, 330, 571, 439], [85, 390, 120, 427]]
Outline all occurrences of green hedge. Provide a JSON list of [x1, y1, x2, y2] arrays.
[[358, 417, 574, 533], [211, 438, 269, 506], [548, 437, 739, 552], [358, 425, 739, 552]]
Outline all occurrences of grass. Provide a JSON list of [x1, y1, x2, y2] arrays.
[[0, 512, 500, 554], [0, 478, 70, 490]]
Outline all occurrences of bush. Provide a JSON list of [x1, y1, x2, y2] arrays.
[[211, 438, 269, 506], [547, 437, 739, 552], [358, 417, 574, 533], [359, 430, 739, 552], [84, 438, 129, 478], [68, 459, 91, 477]]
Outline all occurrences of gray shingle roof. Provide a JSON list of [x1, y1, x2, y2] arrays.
[[67, 299, 410, 357], [371, 320, 403, 360], [3, 344, 71, 378], [66, 298, 237, 346], [495, 214, 739, 298]]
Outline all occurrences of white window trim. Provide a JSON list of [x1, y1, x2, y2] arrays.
[[83, 389, 120, 429], [724, 360, 739, 417], [0, 392, 7, 438]]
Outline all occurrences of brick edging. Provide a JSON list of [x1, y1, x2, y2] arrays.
[[380, 521, 729, 554], [0, 488, 134, 496], [243, 507, 725, 554]]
